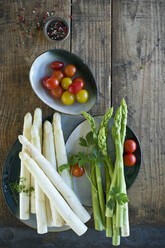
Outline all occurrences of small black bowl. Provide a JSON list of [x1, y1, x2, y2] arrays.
[[43, 17, 70, 42]]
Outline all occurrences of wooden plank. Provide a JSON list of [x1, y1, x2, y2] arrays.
[[0, 0, 71, 226], [112, 0, 165, 224], [71, 0, 112, 115]]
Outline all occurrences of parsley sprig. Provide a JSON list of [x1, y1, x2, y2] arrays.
[[9, 177, 34, 198], [106, 187, 129, 212]]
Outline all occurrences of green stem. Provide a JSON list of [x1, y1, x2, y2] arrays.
[[105, 165, 117, 217], [95, 164, 105, 227], [106, 217, 112, 237], [112, 215, 120, 246], [121, 202, 130, 237], [116, 167, 124, 228], [116, 201, 123, 228], [105, 156, 113, 180], [105, 164, 112, 237], [91, 163, 104, 231]]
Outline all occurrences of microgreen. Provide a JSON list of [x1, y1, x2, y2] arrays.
[[9, 177, 34, 198]]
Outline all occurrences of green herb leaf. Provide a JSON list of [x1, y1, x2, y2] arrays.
[[9, 178, 34, 197], [116, 193, 129, 206], [86, 131, 94, 146], [79, 137, 88, 147], [110, 187, 119, 197], [58, 164, 70, 172], [106, 198, 116, 211]]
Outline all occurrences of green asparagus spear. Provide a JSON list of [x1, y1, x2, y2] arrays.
[[120, 98, 130, 236], [91, 162, 104, 231], [82, 111, 105, 229]]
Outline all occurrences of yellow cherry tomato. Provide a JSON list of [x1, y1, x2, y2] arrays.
[[76, 89, 89, 103], [61, 77, 72, 90], [61, 91, 75, 105]]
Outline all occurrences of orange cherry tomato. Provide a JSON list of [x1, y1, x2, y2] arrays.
[[50, 85, 64, 98], [64, 64, 77, 77], [124, 140, 137, 153], [41, 76, 49, 89], [61, 91, 75, 105], [50, 61, 64, 70], [71, 164, 85, 177], [45, 77, 59, 90], [52, 70, 64, 81], [72, 77, 85, 88], [123, 154, 136, 167]]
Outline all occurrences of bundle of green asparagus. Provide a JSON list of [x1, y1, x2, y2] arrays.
[[61, 99, 129, 246]]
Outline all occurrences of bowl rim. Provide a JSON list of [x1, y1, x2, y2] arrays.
[[29, 48, 98, 115]]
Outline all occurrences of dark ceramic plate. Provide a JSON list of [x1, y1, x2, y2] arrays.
[[29, 49, 97, 115], [2, 114, 141, 231]]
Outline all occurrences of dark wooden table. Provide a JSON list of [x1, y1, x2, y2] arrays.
[[0, 0, 165, 247]]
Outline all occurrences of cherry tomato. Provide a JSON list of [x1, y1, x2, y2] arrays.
[[61, 77, 72, 90], [71, 164, 85, 177], [61, 91, 75, 105], [50, 61, 64, 70], [45, 77, 59, 90], [72, 77, 85, 88], [68, 81, 84, 94], [50, 85, 64, 98], [64, 64, 77, 77], [124, 139, 137, 153], [52, 70, 64, 81], [76, 89, 89, 103], [123, 154, 136, 167], [41, 76, 49, 89]]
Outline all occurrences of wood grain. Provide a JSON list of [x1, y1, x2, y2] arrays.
[[0, 0, 71, 227], [112, 0, 165, 224], [71, 0, 112, 115]]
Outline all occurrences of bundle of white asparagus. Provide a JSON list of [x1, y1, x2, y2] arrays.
[[19, 109, 90, 235]]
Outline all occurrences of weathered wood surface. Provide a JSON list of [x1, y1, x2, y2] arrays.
[[71, 0, 112, 115], [0, 0, 71, 227], [0, 0, 165, 246], [112, 0, 165, 225]]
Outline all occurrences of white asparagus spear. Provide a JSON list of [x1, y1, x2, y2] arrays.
[[18, 135, 90, 224], [43, 120, 64, 227], [30, 109, 43, 213], [20, 152, 87, 236], [20, 113, 32, 220], [53, 113, 72, 188], [31, 108, 47, 234]]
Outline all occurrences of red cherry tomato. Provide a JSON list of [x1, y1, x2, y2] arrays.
[[123, 154, 136, 167], [50, 85, 64, 98], [71, 164, 85, 177], [68, 81, 84, 94], [124, 139, 137, 153], [45, 77, 59, 90], [72, 77, 85, 88], [52, 70, 64, 81], [41, 76, 49, 89], [50, 61, 64, 70], [64, 64, 77, 77]]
